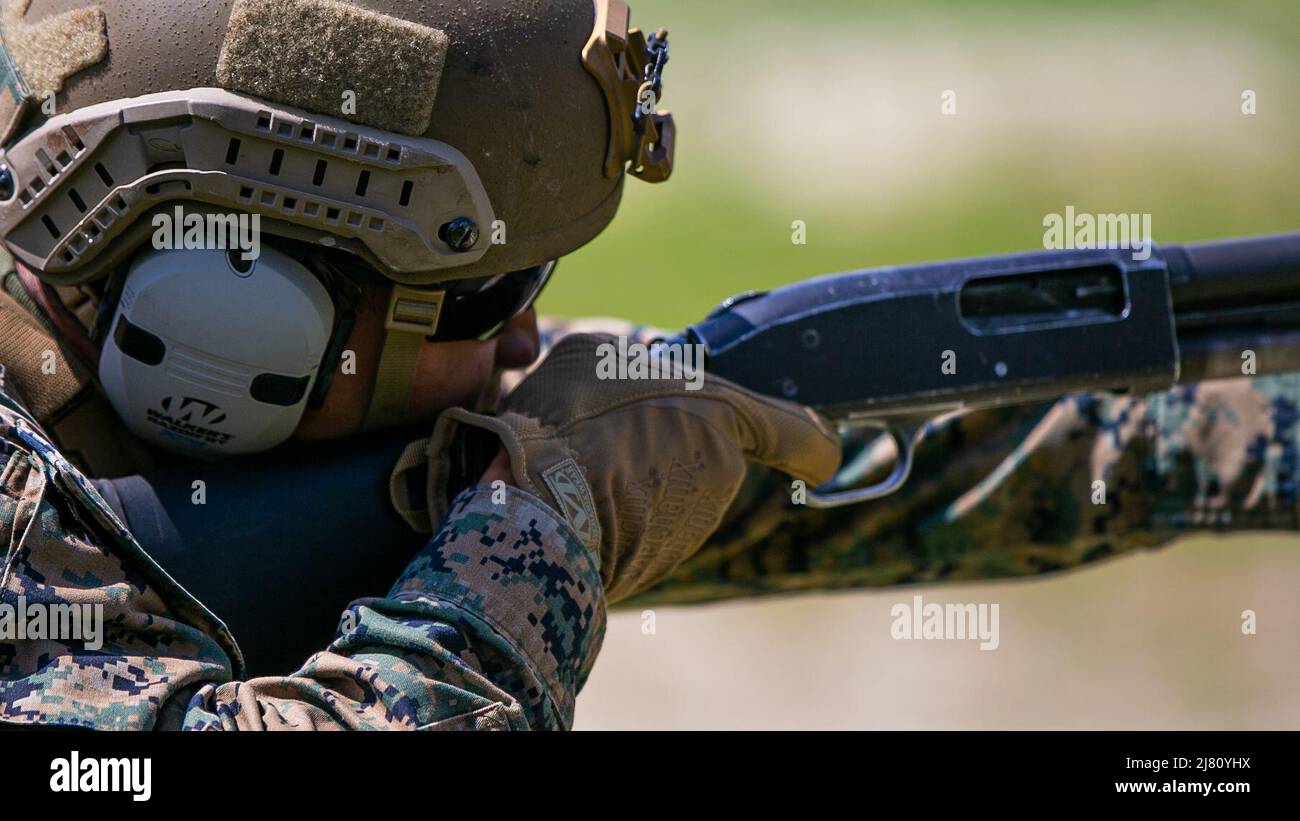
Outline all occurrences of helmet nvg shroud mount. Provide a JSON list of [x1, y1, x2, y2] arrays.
[[0, 0, 674, 456]]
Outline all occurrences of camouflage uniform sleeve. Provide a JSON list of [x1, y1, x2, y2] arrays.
[[180, 485, 605, 730], [1, 379, 605, 730], [629, 374, 1300, 606]]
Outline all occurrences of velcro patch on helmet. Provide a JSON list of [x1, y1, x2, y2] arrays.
[[0, 0, 107, 115], [216, 0, 449, 137], [0, 37, 31, 146]]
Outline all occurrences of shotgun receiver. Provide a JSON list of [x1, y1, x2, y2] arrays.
[[674, 232, 1300, 507]]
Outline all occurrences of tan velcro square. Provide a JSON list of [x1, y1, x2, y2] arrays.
[[216, 0, 449, 136]]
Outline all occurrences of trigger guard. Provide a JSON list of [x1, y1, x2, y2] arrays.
[[805, 424, 917, 508]]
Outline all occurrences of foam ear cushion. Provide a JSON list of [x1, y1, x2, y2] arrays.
[[0, 0, 107, 100], [216, 0, 449, 136]]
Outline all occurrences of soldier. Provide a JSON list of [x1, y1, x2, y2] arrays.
[[0, 0, 842, 730], [0, 0, 1296, 731]]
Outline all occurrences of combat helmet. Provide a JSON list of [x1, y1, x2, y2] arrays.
[[0, 0, 674, 458]]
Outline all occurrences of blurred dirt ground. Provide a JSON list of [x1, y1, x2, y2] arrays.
[[576, 536, 1300, 729]]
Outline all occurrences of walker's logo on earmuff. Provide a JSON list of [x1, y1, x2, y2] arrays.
[[160, 396, 227, 425], [146, 396, 234, 446]]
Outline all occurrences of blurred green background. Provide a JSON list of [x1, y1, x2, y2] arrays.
[[537, 0, 1300, 729]]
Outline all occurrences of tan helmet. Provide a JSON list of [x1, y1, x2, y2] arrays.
[[0, 0, 674, 287], [0, 0, 674, 446]]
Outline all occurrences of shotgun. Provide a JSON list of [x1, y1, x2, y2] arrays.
[[672, 232, 1300, 506]]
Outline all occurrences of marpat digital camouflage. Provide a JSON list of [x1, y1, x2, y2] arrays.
[[0, 373, 603, 729]]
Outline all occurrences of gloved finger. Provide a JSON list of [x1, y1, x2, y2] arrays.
[[716, 383, 843, 485]]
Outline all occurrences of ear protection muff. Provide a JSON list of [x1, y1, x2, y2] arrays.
[[98, 243, 337, 457]]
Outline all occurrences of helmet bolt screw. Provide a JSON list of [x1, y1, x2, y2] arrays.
[[439, 217, 480, 252], [0, 165, 14, 201]]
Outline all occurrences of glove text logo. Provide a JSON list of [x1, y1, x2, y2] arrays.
[[542, 458, 602, 552]]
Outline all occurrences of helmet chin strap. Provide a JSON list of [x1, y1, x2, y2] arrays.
[[362, 285, 446, 432]]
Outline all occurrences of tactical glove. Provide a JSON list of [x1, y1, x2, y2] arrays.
[[427, 333, 842, 602]]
